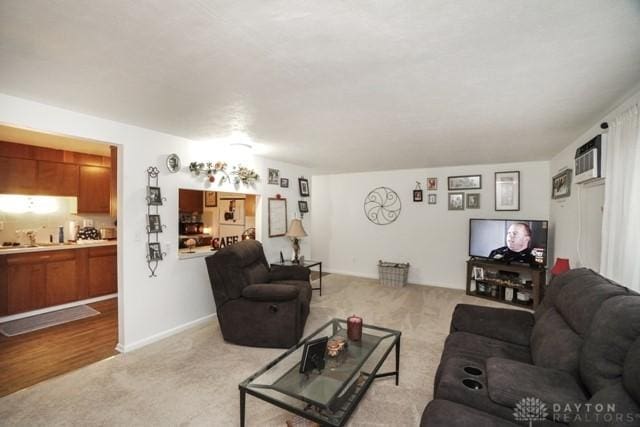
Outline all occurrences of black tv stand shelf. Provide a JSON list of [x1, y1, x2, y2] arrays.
[[466, 259, 546, 309]]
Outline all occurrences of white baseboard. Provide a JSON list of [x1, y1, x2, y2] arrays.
[[0, 294, 117, 323], [116, 312, 217, 353], [323, 269, 463, 290]]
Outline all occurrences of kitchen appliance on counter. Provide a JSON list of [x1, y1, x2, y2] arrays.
[[179, 213, 205, 235], [179, 234, 212, 248], [100, 227, 117, 240]]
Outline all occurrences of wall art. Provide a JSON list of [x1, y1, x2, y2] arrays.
[[448, 175, 482, 190], [448, 192, 465, 210], [552, 169, 572, 199], [495, 171, 520, 211], [364, 187, 401, 225]]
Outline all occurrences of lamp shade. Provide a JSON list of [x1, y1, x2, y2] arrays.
[[551, 258, 570, 275], [285, 219, 307, 238]]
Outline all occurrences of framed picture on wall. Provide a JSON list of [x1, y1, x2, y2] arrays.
[[219, 199, 245, 225], [298, 200, 309, 213], [448, 175, 481, 190], [147, 186, 162, 206], [268, 168, 280, 185], [495, 171, 520, 211], [428, 193, 437, 205], [448, 192, 465, 210], [280, 178, 289, 188], [148, 242, 163, 261], [466, 193, 480, 209], [413, 189, 423, 202], [427, 177, 438, 191], [204, 191, 218, 207], [551, 169, 572, 199], [268, 198, 288, 237], [298, 178, 310, 197], [147, 214, 163, 233]]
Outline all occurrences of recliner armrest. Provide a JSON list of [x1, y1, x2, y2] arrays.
[[242, 284, 300, 302], [269, 265, 311, 282]]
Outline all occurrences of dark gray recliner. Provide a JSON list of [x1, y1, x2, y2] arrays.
[[205, 240, 312, 348]]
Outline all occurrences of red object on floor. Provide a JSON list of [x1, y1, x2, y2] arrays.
[[551, 258, 570, 275]]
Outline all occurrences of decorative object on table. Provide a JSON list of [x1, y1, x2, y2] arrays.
[[466, 193, 480, 209], [448, 192, 465, 210], [299, 336, 328, 374], [185, 238, 196, 253], [364, 187, 401, 225], [326, 336, 347, 357], [413, 181, 423, 202], [268, 168, 280, 185], [551, 169, 572, 199], [550, 258, 570, 276], [204, 191, 217, 207], [146, 166, 166, 277], [495, 171, 520, 211], [280, 177, 289, 188], [147, 186, 162, 206], [448, 175, 482, 190], [347, 314, 363, 341], [298, 200, 309, 215], [166, 153, 181, 173], [428, 193, 437, 205], [219, 198, 245, 225], [77, 227, 100, 240], [268, 197, 288, 237], [378, 260, 410, 288], [146, 214, 163, 233], [298, 177, 310, 197], [427, 177, 438, 190], [286, 218, 307, 263], [148, 242, 163, 261]]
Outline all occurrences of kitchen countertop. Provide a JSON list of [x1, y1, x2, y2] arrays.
[[0, 240, 116, 255]]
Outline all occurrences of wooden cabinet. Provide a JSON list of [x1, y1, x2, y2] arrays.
[[36, 161, 79, 196], [88, 246, 117, 297], [179, 189, 203, 213], [46, 258, 78, 306], [0, 157, 37, 194], [7, 263, 46, 314], [466, 259, 546, 309], [78, 166, 111, 213]]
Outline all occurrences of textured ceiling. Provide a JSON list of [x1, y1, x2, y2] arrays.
[[1, 1, 640, 173]]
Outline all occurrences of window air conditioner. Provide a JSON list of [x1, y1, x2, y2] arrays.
[[575, 134, 606, 184]]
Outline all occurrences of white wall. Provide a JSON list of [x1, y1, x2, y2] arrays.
[[549, 86, 640, 270], [311, 161, 549, 289], [0, 94, 313, 351]]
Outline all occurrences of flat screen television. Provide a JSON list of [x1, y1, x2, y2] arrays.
[[469, 219, 549, 267]]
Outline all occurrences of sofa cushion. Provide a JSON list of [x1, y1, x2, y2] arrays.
[[450, 304, 534, 347], [580, 296, 640, 395], [623, 337, 640, 405], [442, 332, 532, 366], [533, 268, 591, 322], [241, 284, 300, 302], [530, 308, 582, 378], [486, 357, 587, 411], [568, 383, 640, 426], [243, 262, 271, 285], [421, 399, 519, 427]]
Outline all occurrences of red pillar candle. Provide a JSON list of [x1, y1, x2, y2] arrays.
[[347, 314, 363, 341]]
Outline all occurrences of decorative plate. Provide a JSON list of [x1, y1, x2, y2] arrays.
[[166, 153, 181, 173]]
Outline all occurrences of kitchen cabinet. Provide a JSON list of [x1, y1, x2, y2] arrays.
[[7, 263, 46, 314], [46, 258, 78, 306], [0, 156, 37, 194], [37, 161, 79, 196], [88, 246, 117, 297], [78, 165, 111, 213], [179, 189, 203, 213]]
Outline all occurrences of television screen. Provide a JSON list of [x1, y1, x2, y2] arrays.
[[469, 219, 548, 266]]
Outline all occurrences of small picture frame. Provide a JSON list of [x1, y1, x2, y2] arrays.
[[205, 191, 218, 207], [148, 242, 163, 261], [413, 189, 423, 202], [427, 177, 438, 191], [448, 175, 482, 190], [448, 192, 465, 210], [495, 171, 520, 211], [298, 200, 309, 213], [280, 177, 289, 188], [166, 153, 181, 173], [466, 193, 480, 209], [147, 186, 162, 206], [428, 193, 437, 205], [551, 169, 572, 199], [299, 336, 328, 374], [268, 168, 280, 185], [299, 178, 310, 197], [147, 214, 163, 233]]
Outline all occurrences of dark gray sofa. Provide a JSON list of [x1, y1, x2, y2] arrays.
[[422, 268, 640, 426], [205, 239, 312, 348]]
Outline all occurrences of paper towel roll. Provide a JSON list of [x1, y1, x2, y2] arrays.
[[67, 221, 77, 241]]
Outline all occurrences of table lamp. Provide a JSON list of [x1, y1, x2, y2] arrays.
[[285, 218, 307, 263], [551, 258, 570, 276]]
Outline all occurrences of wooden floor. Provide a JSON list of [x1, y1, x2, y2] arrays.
[[0, 298, 118, 397]]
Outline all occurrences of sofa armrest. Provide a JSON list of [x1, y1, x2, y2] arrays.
[[450, 304, 534, 347], [269, 265, 311, 282], [241, 283, 300, 302], [486, 357, 587, 410]]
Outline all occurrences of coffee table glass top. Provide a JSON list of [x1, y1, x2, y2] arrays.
[[240, 318, 401, 426]]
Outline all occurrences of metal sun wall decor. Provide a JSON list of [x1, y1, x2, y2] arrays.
[[364, 187, 401, 225]]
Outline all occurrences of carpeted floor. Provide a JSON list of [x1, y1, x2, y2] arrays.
[[0, 273, 508, 426]]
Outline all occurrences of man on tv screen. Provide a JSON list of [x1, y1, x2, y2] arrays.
[[489, 222, 535, 264]]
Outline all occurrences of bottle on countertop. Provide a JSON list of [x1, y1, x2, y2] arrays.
[[58, 226, 64, 243]]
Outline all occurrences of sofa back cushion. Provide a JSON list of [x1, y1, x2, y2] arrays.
[[534, 268, 592, 322], [580, 296, 640, 395], [623, 337, 640, 405], [530, 307, 583, 377]]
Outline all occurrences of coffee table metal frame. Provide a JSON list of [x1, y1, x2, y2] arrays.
[[239, 318, 401, 427]]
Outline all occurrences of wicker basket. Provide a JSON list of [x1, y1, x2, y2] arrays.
[[378, 260, 410, 288]]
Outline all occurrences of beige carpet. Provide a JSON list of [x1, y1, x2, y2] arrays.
[[0, 273, 508, 426]]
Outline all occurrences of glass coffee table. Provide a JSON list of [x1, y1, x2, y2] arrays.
[[239, 318, 401, 426]]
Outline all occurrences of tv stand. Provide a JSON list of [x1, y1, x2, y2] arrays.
[[466, 259, 546, 309]]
